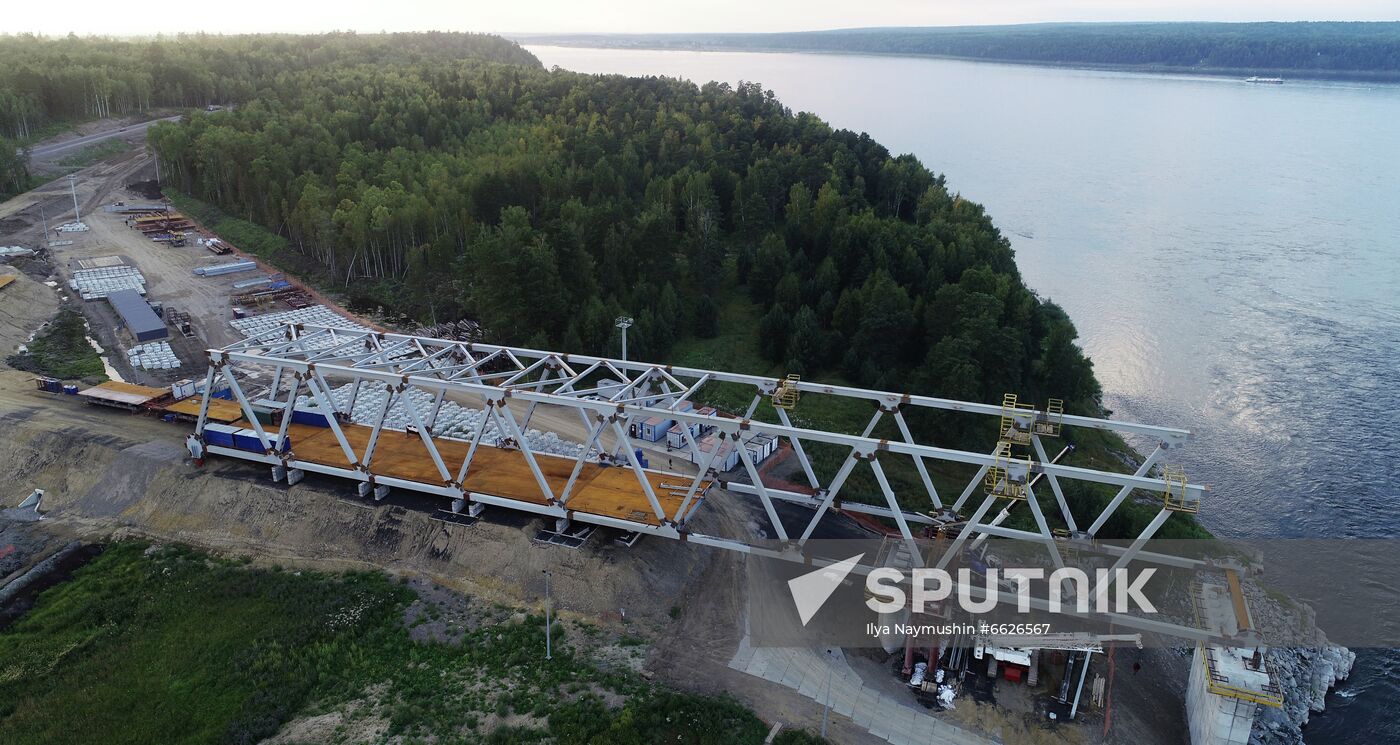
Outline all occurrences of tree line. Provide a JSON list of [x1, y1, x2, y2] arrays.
[[526, 22, 1400, 78], [0, 32, 538, 140]]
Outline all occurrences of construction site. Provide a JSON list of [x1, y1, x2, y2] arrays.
[[0, 146, 1323, 745]]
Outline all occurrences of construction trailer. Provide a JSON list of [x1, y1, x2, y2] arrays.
[[187, 323, 1276, 658]]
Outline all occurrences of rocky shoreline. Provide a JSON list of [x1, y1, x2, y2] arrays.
[[1253, 645, 1355, 745]]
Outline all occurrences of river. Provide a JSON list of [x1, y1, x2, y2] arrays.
[[526, 45, 1400, 743]]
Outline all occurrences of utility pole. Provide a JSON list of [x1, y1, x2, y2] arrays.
[[820, 647, 834, 737], [39, 205, 49, 245], [615, 316, 633, 361], [543, 569, 553, 661], [66, 174, 81, 225]]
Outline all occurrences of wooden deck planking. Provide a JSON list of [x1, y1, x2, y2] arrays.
[[281, 422, 705, 525], [164, 397, 244, 422]]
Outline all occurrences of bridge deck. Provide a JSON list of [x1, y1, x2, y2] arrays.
[[282, 422, 705, 526]]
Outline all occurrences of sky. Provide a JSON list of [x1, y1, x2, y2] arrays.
[[5, 0, 1396, 36]]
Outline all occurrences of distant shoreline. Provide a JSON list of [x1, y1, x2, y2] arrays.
[[522, 41, 1400, 84]]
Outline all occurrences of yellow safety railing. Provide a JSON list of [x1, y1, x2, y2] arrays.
[[1162, 465, 1198, 513], [772, 374, 801, 410], [1033, 398, 1065, 438]]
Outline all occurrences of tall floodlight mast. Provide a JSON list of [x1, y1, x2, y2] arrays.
[[615, 316, 634, 361]]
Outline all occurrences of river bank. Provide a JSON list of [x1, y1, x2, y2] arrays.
[[518, 40, 1400, 84]]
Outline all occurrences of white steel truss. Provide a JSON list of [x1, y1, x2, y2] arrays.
[[189, 323, 1221, 642]]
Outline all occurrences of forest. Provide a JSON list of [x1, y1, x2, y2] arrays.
[[524, 22, 1400, 78], [1, 32, 1103, 434]]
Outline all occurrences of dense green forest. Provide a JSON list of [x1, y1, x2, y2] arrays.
[[523, 22, 1400, 78], [0, 32, 536, 138], [0, 31, 1102, 429], [134, 38, 1098, 420]]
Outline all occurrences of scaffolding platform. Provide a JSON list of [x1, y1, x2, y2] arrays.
[[280, 422, 708, 527]]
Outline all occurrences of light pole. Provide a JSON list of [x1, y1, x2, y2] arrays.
[[67, 174, 81, 225], [543, 569, 553, 661], [615, 316, 633, 361], [821, 647, 833, 737]]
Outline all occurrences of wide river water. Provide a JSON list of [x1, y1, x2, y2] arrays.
[[527, 45, 1400, 743]]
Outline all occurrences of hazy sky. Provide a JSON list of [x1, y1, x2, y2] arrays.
[[7, 0, 1396, 36]]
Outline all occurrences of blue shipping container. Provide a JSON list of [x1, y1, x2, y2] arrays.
[[290, 409, 331, 427], [204, 425, 236, 448], [232, 429, 288, 453]]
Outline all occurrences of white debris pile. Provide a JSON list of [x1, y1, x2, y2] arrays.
[[230, 305, 369, 347], [71, 266, 147, 300], [128, 341, 181, 370], [294, 384, 592, 459]]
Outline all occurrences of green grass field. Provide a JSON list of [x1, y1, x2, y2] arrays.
[[5, 307, 106, 382], [0, 542, 827, 745]]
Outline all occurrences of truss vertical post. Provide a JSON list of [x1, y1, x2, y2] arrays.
[[303, 373, 360, 466], [894, 407, 943, 509], [869, 456, 923, 564], [952, 443, 1006, 512], [1032, 434, 1077, 532], [401, 385, 454, 484], [347, 379, 363, 418], [559, 415, 609, 504], [609, 419, 668, 523], [1022, 483, 1067, 571], [1092, 507, 1172, 606], [736, 431, 789, 541], [799, 451, 861, 542], [426, 388, 447, 430], [274, 372, 304, 454], [672, 432, 727, 524], [935, 494, 999, 572], [1087, 445, 1165, 537], [454, 401, 495, 484], [743, 393, 762, 420], [361, 385, 396, 469], [219, 363, 275, 454], [774, 407, 819, 489], [493, 399, 557, 504], [193, 365, 217, 435]]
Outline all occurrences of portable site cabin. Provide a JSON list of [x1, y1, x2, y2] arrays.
[[632, 416, 671, 442], [689, 434, 739, 471], [630, 401, 696, 443], [745, 433, 778, 464], [665, 405, 718, 448]]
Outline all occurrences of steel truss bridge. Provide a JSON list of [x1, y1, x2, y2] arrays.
[[189, 323, 1226, 642]]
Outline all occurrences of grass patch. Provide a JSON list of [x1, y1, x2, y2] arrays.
[[53, 139, 131, 170], [5, 307, 106, 382], [0, 542, 829, 745]]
